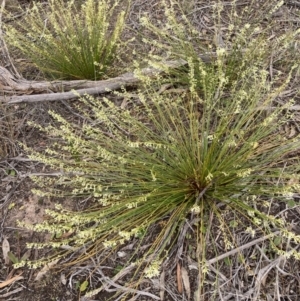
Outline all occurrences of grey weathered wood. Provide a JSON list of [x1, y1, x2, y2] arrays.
[[0, 59, 189, 104]]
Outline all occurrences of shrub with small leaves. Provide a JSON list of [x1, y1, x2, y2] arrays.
[[4, 0, 129, 80]]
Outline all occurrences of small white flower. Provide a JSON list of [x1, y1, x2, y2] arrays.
[[245, 227, 255, 238], [228, 24, 234, 31], [151, 168, 157, 181], [216, 47, 226, 56], [191, 205, 201, 214], [144, 259, 161, 278], [205, 172, 213, 182]]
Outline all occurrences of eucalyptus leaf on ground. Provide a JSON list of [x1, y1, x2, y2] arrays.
[[34, 259, 59, 281], [2, 237, 10, 265], [0, 275, 24, 289]]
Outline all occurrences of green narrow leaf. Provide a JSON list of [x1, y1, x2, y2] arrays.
[[287, 199, 296, 208], [114, 265, 123, 274], [75, 281, 80, 290], [7, 251, 19, 264], [80, 280, 89, 292], [6, 169, 16, 176], [237, 254, 245, 263], [273, 236, 282, 246], [224, 257, 231, 266], [229, 220, 238, 228]]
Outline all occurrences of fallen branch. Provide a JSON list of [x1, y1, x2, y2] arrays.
[[84, 266, 160, 300], [2, 50, 297, 107], [0, 51, 220, 104], [0, 59, 189, 104], [0, 287, 23, 299]]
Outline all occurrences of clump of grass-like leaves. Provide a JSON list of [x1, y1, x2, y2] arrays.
[[140, 0, 298, 92], [16, 0, 300, 298], [4, 0, 129, 80], [21, 54, 300, 265]]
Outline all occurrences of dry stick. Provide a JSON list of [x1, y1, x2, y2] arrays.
[[1, 50, 297, 106], [2, 73, 299, 109], [0, 60, 186, 104], [0, 52, 220, 97], [0, 287, 23, 298], [207, 231, 280, 265], [286, 0, 300, 8], [85, 267, 160, 300], [0, 56, 213, 104]]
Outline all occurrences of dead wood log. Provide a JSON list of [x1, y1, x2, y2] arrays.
[[4, 50, 293, 107], [0, 59, 190, 104], [0, 50, 219, 105]]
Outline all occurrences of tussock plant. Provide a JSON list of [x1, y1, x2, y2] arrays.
[[16, 0, 300, 299], [4, 0, 128, 80], [140, 0, 298, 93], [21, 61, 300, 295]]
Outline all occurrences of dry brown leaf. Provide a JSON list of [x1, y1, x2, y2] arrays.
[[0, 275, 23, 288], [256, 258, 283, 287], [203, 15, 210, 23], [2, 237, 10, 265], [177, 263, 183, 294], [34, 259, 59, 281], [159, 269, 165, 301], [288, 125, 297, 138], [117, 251, 127, 258], [181, 267, 191, 299], [60, 230, 75, 239], [21, 249, 31, 261], [157, 84, 173, 94]]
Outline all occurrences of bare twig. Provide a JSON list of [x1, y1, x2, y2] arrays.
[[0, 60, 187, 104], [0, 287, 23, 298], [207, 231, 280, 265], [0, 53, 222, 104], [84, 267, 160, 300], [285, 0, 300, 8]]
